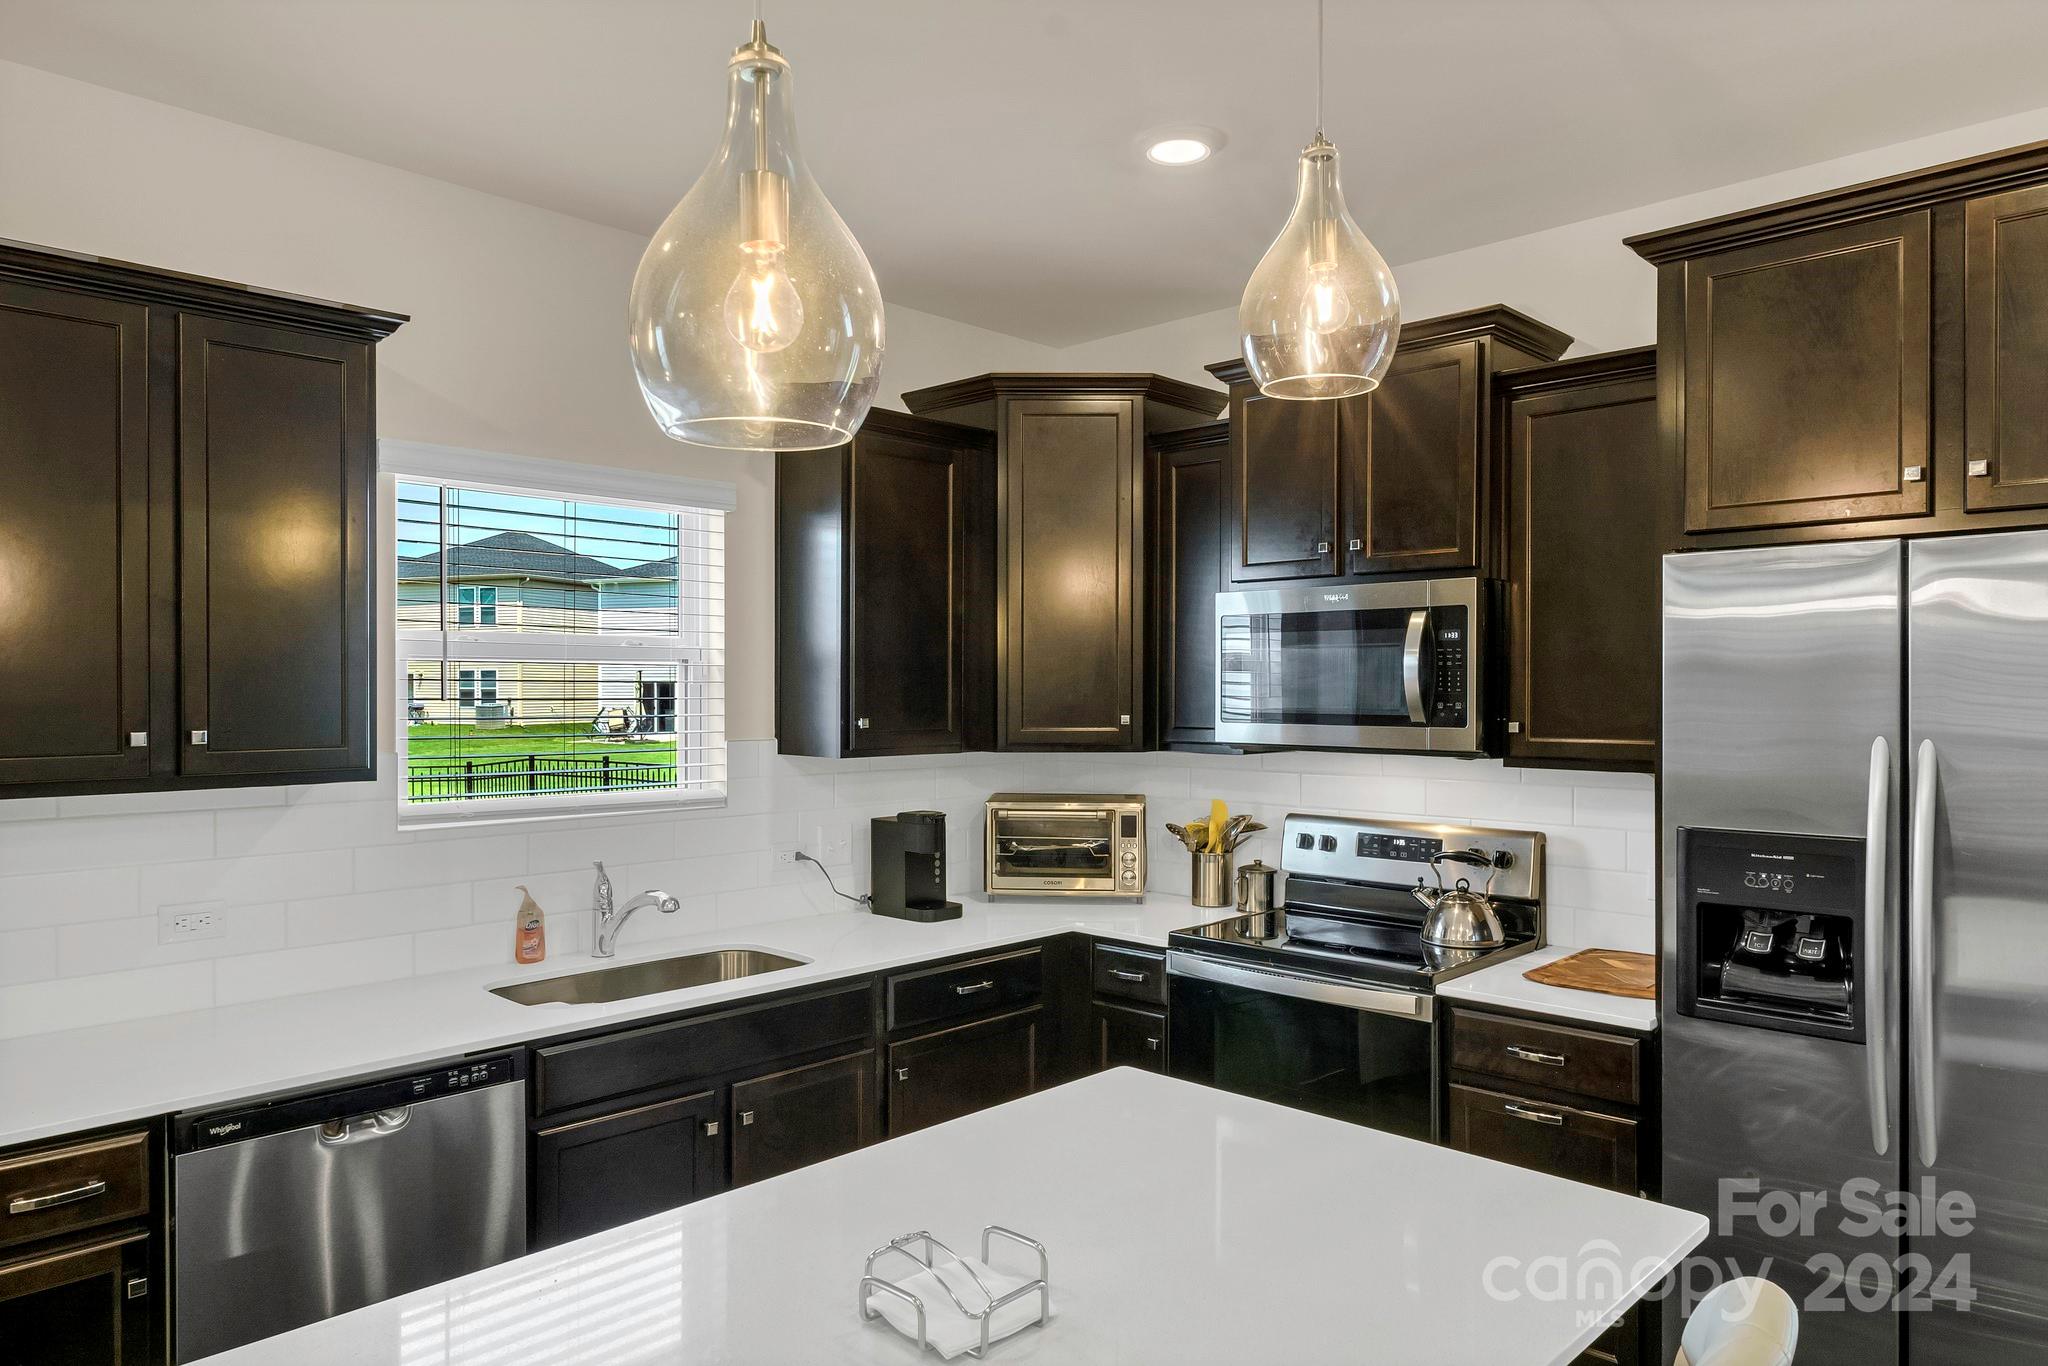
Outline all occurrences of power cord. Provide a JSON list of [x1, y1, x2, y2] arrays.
[[795, 850, 871, 907]]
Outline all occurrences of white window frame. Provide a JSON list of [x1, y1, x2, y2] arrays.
[[381, 441, 736, 829], [455, 585, 498, 627]]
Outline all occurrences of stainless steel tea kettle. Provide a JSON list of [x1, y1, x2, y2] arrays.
[[1411, 848, 1510, 949]]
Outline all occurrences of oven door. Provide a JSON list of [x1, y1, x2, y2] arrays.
[[986, 807, 1117, 892], [1166, 952, 1436, 1141], [1215, 578, 1478, 751]]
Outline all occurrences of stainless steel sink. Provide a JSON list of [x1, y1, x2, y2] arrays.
[[489, 949, 809, 1006]]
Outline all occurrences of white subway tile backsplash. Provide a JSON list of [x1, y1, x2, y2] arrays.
[[0, 812, 213, 875], [3, 741, 1659, 1035], [214, 937, 415, 1006]]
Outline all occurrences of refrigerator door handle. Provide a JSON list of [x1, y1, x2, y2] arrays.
[[1910, 738, 1939, 1166], [1864, 735, 1892, 1157]]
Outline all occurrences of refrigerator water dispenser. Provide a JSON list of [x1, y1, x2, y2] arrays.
[[1676, 827, 1866, 1042]]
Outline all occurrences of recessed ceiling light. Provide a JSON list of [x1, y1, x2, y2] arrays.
[[1138, 124, 1227, 167]]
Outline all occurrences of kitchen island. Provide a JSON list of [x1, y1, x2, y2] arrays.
[[195, 1068, 1706, 1366]]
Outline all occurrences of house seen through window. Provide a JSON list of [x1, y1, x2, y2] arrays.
[[395, 473, 725, 817]]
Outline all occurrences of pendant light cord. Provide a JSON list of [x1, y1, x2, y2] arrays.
[[1310, 0, 1327, 139]]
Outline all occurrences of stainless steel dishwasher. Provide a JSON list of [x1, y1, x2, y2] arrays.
[[172, 1053, 526, 1362]]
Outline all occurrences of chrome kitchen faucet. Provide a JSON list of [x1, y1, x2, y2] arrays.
[[591, 860, 681, 958]]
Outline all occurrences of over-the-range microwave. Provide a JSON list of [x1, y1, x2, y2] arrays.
[[1214, 576, 1486, 754]]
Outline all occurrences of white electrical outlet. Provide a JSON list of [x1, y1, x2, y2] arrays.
[[774, 847, 801, 866], [159, 901, 228, 944], [807, 821, 853, 865]]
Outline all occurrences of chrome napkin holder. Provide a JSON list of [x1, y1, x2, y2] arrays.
[[858, 1226, 1050, 1359]]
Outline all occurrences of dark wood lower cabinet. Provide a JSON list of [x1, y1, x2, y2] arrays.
[[1093, 1002, 1166, 1072], [730, 1049, 879, 1187], [0, 1228, 153, 1366], [1445, 1083, 1639, 1192], [531, 1089, 726, 1249], [887, 1008, 1040, 1137]]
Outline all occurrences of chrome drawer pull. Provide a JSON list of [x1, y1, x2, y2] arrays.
[[740, 1110, 755, 1127], [953, 980, 995, 996], [895, 1067, 910, 1082], [1504, 1103, 1564, 1126], [1506, 1045, 1567, 1067], [1107, 968, 1148, 983], [1145, 1037, 1160, 1050], [9, 1178, 107, 1215]]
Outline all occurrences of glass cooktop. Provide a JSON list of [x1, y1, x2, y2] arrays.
[[1169, 901, 1537, 990]]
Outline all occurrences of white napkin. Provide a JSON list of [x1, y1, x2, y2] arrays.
[[868, 1255, 1051, 1359]]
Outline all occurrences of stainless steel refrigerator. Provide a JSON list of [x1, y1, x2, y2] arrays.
[[1662, 533, 2048, 1366]]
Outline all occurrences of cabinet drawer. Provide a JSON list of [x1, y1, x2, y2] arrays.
[[534, 982, 873, 1115], [886, 947, 1042, 1033], [1091, 944, 1167, 1006], [1449, 1009, 1641, 1108], [0, 1132, 149, 1253], [1446, 1084, 1640, 1195]]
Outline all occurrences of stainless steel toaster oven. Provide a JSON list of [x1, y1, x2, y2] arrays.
[[984, 794, 1147, 899]]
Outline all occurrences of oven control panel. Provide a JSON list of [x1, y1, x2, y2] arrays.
[[1280, 813, 1544, 903]]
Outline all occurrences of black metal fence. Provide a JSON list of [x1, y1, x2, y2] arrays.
[[407, 753, 677, 802]]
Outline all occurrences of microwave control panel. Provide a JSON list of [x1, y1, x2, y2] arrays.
[[1429, 608, 1468, 728]]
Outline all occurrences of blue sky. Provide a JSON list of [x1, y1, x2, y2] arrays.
[[397, 481, 678, 568]]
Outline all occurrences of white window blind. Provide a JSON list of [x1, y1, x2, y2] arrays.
[[388, 453, 727, 824]]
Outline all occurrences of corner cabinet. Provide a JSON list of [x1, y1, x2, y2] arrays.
[[1498, 350, 1663, 772], [1628, 141, 2048, 547], [1148, 422, 1230, 749], [1206, 307, 1571, 586], [775, 409, 996, 758], [0, 240, 404, 799], [902, 374, 1223, 751]]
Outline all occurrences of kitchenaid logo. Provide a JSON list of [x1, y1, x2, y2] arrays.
[[205, 1120, 244, 1138], [1319, 592, 1351, 603]]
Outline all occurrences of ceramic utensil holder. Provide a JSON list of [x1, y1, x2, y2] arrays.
[[1191, 850, 1235, 908]]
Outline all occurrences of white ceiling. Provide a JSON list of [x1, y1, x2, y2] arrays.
[[5, 0, 2048, 346]]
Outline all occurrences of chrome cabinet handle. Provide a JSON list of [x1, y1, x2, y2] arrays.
[[1347, 538, 1362, 552], [953, 980, 995, 996], [1107, 968, 1148, 983], [1401, 610, 1428, 723], [1903, 465, 1926, 482], [1865, 735, 1892, 1157], [1968, 457, 1991, 477], [1910, 739, 1939, 1166], [856, 717, 870, 729], [8, 1178, 107, 1215], [1504, 1103, 1564, 1126], [1145, 1037, 1160, 1050], [1316, 541, 1331, 553], [127, 731, 148, 748], [895, 1067, 910, 1082], [1506, 1045, 1566, 1067], [740, 1110, 755, 1127], [190, 729, 209, 745], [703, 1120, 720, 1137]]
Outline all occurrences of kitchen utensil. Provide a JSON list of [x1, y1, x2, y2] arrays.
[[1206, 799, 1228, 852], [1235, 859, 1278, 915], [1227, 819, 1267, 852], [1410, 848, 1509, 949], [1191, 850, 1234, 908], [1184, 820, 1209, 852], [1166, 822, 1197, 851]]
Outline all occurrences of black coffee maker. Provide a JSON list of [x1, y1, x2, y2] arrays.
[[870, 811, 961, 922]]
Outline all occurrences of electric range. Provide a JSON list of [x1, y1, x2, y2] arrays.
[[1165, 814, 1547, 1141]]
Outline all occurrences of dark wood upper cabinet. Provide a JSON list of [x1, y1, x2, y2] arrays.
[[1148, 423, 1229, 748], [1207, 307, 1571, 585], [1224, 393, 1340, 580], [902, 374, 1222, 751], [1964, 183, 2048, 512], [0, 240, 403, 799], [1677, 213, 1933, 532], [177, 316, 374, 778], [775, 410, 994, 758], [1499, 350, 1662, 773], [0, 282, 151, 788], [1629, 140, 2048, 549]]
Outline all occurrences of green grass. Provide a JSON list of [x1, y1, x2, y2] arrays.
[[406, 722, 676, 768]]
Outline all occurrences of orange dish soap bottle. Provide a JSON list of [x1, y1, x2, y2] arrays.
[[514, 886, 547, 965]]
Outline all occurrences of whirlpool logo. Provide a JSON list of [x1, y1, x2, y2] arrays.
[[205, 1120, 244, 1139]]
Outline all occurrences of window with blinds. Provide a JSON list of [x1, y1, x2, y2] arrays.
[[393, 471, 726, 821]]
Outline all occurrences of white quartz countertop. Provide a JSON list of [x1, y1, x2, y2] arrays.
[[196, 1069, 1706, 1366], [1438, 945, 1660, 1033], [0, 895, 1208, 1149]]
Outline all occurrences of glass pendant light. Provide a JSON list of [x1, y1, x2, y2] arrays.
[[1237, 0, 1399, 400], [630, 11, 884, 450]]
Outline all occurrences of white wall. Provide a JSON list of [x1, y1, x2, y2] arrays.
[[1056, 102, 2048, 381], [0, 59, 1057, 745]]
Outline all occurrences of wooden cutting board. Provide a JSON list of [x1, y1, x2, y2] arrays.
[[1523, 948, 1656, 1000]]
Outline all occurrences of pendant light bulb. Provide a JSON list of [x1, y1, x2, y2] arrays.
[[630, 19, 884, 450], [1237, 3, 1399, 400]]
